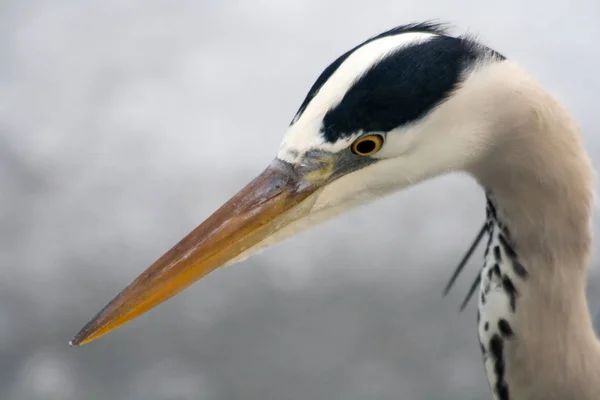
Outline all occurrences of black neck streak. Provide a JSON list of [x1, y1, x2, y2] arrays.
[[479, 193, 529, 400]]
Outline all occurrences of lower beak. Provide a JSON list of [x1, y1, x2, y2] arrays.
[[71, 159, 322, 346]]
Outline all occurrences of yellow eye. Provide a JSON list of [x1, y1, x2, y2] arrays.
[[351, 134, 384, 156]]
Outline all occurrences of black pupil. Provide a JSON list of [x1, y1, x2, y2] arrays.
[[356, 139, 376, 154]]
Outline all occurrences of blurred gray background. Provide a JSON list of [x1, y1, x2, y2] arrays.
[[2, 1, 600, 399]]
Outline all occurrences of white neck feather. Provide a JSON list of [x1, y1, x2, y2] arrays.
[[466, 61, 599, 400]]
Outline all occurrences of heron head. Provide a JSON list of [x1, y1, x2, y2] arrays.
[[71, 23, 505, 346]]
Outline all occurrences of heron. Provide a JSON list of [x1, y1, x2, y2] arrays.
[[71, 22, 599, 399]]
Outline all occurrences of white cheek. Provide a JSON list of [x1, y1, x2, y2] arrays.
[[374, 98, 491, 175], [309, 157, 426, 220]]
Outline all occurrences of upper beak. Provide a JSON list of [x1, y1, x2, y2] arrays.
[[70, 159, 325, 346]]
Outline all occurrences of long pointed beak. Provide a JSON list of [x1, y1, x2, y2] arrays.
[[70, 159, 323, 346]]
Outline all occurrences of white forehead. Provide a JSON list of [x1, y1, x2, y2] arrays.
[[277, 31, 438, 163]]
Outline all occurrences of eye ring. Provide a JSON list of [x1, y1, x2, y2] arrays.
[[351, 134, 384, 156]]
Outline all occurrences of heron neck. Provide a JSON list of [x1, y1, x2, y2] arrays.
[[482, 189, 599, 399], [469, 85, 599, 399]]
